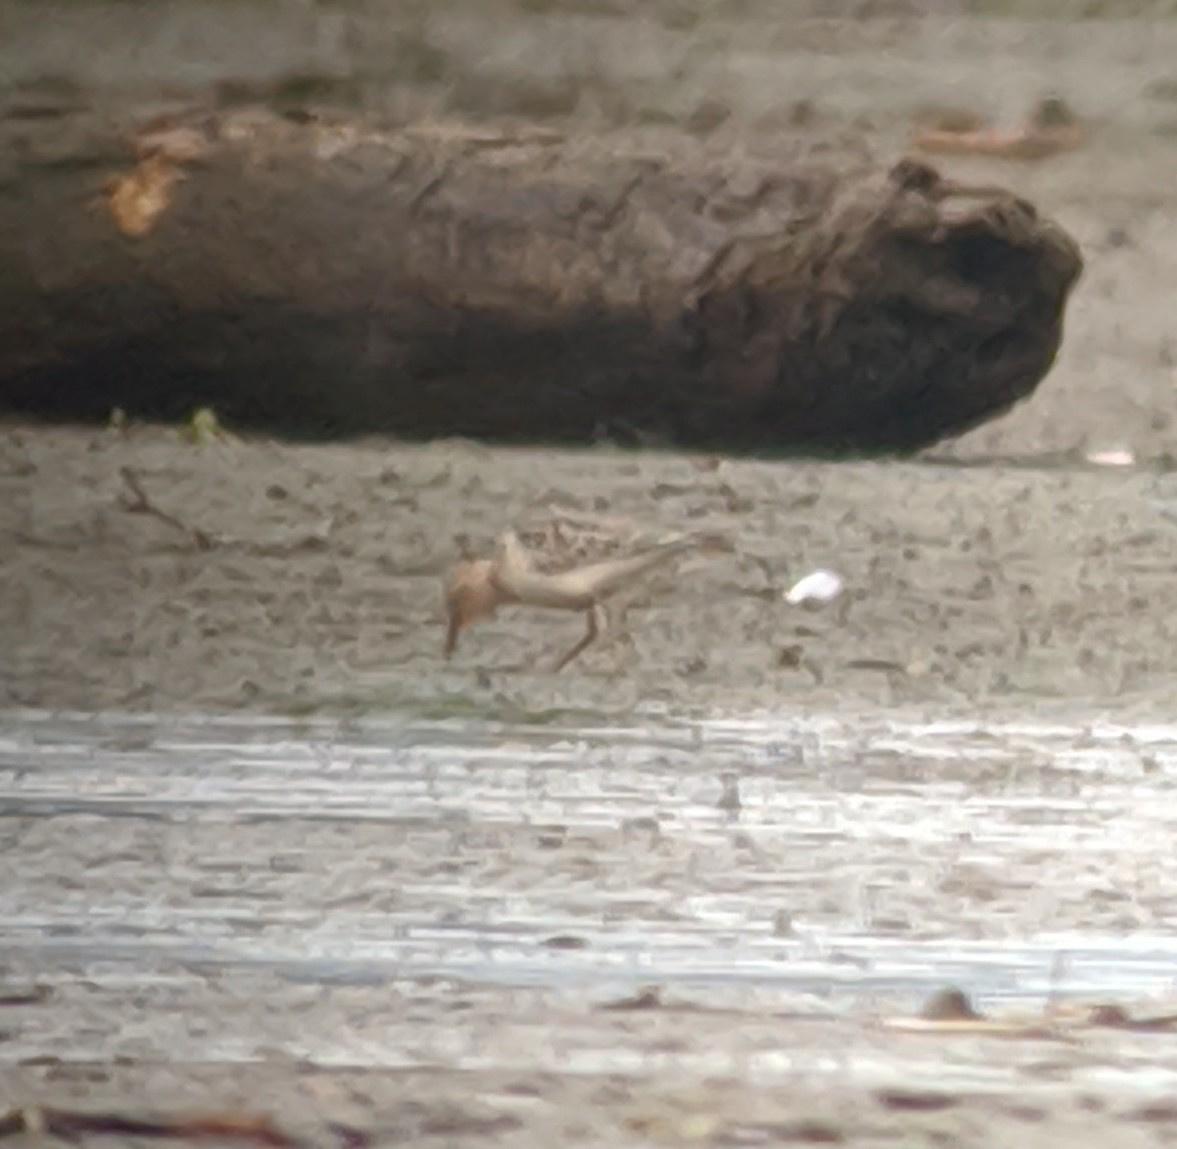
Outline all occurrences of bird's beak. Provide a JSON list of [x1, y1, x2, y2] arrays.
[[444, 607, 463, 659]]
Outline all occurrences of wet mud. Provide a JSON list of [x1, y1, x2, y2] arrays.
[[5, 425, 1177, 719]]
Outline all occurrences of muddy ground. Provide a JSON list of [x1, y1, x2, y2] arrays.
[[12, 397, 1177, 1149], [7, 1054, 1177, 1149], [8, 4, 1177, 1147], [7, 424, 1177, 721]]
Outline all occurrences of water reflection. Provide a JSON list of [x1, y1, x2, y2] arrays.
[[3, 704, 1177, 1066]]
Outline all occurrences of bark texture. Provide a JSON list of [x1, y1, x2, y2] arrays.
[[0, 103, 1083, 453]]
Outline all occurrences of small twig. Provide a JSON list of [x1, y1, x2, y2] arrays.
[[0, 1107, 371, 1149], [0, 433, 36, 477], [0, 1106, 371, 1147], [0, 456, 36, 478], [0, 987, 49, 1007], [118, 466, 215, 550]]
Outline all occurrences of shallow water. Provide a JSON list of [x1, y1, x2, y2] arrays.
[[4, 704, 1177, 1071]]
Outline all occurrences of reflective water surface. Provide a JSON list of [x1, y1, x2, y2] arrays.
[[4, 705, 1177, 1087]]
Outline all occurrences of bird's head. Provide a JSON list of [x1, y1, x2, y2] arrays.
[[443, 557, 501, 658]]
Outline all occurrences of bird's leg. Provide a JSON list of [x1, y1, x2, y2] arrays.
[[553, 601, 607, 673]]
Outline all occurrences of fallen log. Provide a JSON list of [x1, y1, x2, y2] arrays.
[[0, 101, 1083, 454]]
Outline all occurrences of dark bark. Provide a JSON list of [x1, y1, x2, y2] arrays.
[[0, 102, 1083, 454]]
